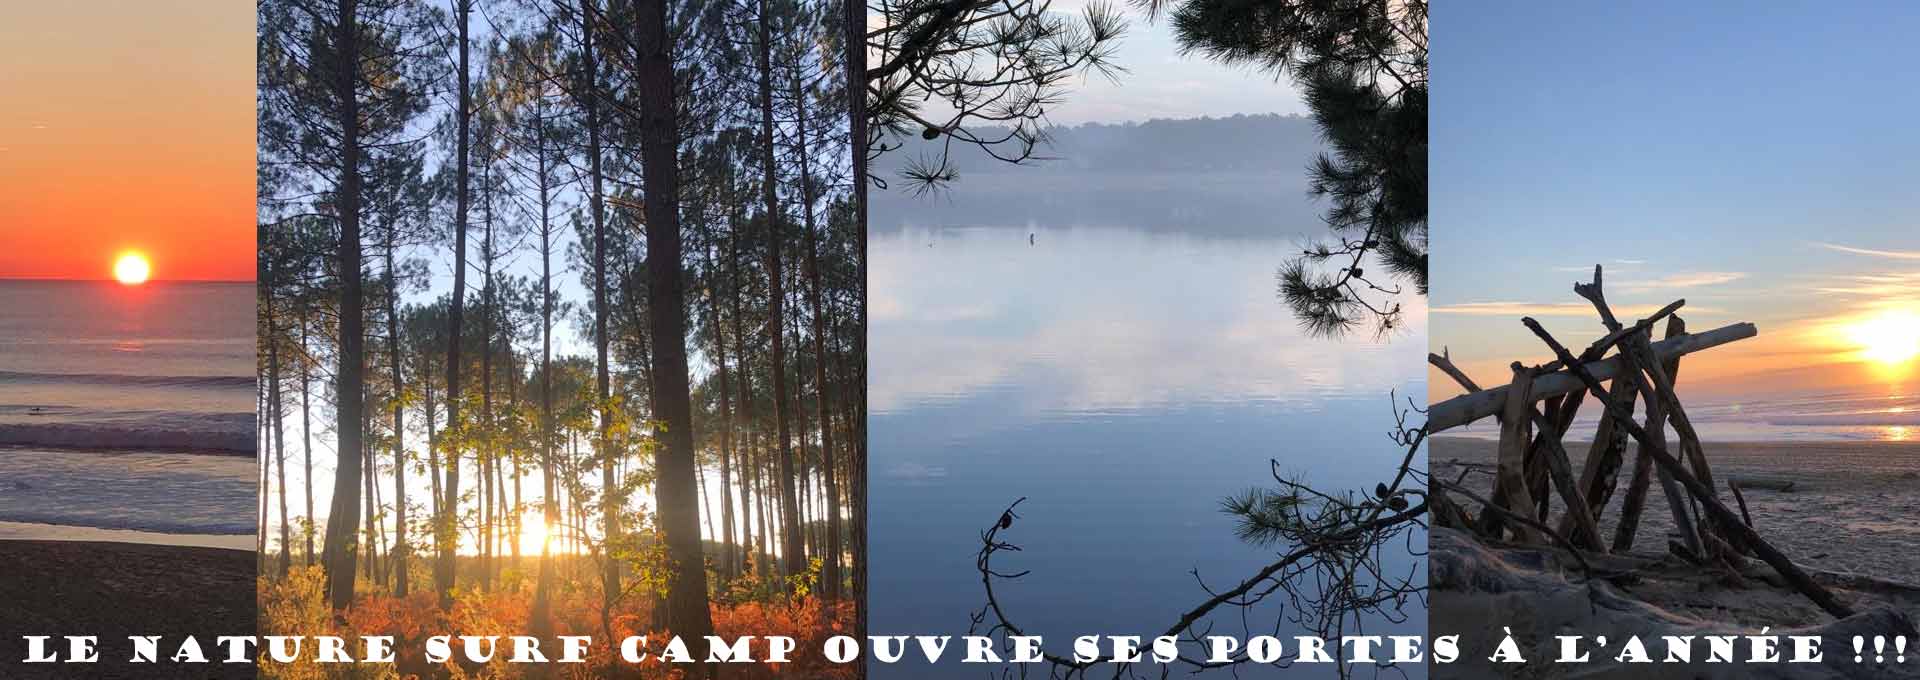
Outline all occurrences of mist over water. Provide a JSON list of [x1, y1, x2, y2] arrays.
[[868, 226, 1427, 677], [0, 280, 255, 537]]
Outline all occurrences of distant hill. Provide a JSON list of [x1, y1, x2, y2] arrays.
[[871, 114, 1325, 237]]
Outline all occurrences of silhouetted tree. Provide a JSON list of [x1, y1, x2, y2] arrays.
[[866, 0, 1126, 192], [258, 0, 436, 611], [1144, 0, 1427, 337]]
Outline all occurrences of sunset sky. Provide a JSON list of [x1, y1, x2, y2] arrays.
[[0, 2, 254, 282], [1433, 1, 1920, 401]]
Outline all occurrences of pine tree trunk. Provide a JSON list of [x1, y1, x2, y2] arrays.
[[266, 282, 292, 577], [531, 108, 558, 630], [635, 0, 717, 663], [301, 322, 317, 567], [704, 238, 740, 581], [578, 0, 621, 604], [756, 0, 806, 582], [437, 0, 471, 608], [322, 0, 368, 612], [479, 177, 496, 594], [259, 388, 271, 556], [728, 221, 762, 579], [364, 422, 378, 584], [386, 231, 409, 597], [789, 73, 842, 595], [843, 0, 870, 634]]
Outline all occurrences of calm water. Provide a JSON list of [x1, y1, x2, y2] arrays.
[[868, 227, 1427, 677], [0, 280, 255, 537]]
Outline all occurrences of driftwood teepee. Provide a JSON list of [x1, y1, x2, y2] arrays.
[[1427, 265, 1853, 620]]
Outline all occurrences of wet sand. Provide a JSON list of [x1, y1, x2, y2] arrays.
[[0, 540, 256, 679], [0, 521, 254, 550]]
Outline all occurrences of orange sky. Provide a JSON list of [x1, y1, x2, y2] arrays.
[[0, 2, 254, 281]]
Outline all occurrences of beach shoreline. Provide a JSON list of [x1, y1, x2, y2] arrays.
[[0, 520, 255, 550]]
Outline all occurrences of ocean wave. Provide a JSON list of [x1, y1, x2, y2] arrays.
[[0, 370, 253, 390], [1766, 412, 1920, 427], [0, 448, 258, 535], [0, 415, 256, 455]]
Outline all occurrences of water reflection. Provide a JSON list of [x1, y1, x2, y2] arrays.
[[869, 226, 1427, 678]]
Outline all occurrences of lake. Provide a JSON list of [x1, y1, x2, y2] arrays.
[[868, 225, 1428, 677]]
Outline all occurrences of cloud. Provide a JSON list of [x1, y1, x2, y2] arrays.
[[1617, 271, 1746, 292], [1808, 271, 1920, 298], [1816, 242, 1920, 260], [1433, 302, 1720, 317], [1553, 260, 1646, 273]]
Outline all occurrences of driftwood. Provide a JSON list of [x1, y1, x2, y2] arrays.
[[1730, 476, 1799, 492], [1495, 367, 1543, 543], [1568, 277, 1704, 559], [1731, 483, 1755, 527], [1428, 321, 1756, 432], [1430, 352, 1602, 550], [1573, 371, 1634, 547], [1522, 316, 1853, 619], [1622, 317, 1702, 557], [1434, 264, 1851, 622], [1521, 388, 1606, 552]]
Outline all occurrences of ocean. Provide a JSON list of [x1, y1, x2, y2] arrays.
[[1441, 390, 1920, 443], [0, 280, 256, 539]]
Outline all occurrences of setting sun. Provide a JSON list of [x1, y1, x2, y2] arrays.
[[1845, 308, 1920, 366], [113, 252, 151, 285]]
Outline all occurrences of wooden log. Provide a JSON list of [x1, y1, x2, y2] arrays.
[[1731, 483, 1754, 527], [1495, 366, 1542, 544], [1429, 348, 1483, 393], [1626, 330, 1719, 495], [1609, 365, 1657, 552], [1526, 399, 1608, 552], [1581, 265, 1718, 499], [1610, 318, 1693, 553], [1571, 365, 1635, 545], [1437, 480, 1596, 575], [1429, 351, 1603, 550], [1730, 476, 1798, 492], [1428, 352, 1517, 538], [1428, 322, 1756, 433], [1640, 318, 1703, 559], [1521, 317, 1854, 620], [1523, 395, 1566, 520], [1573, 283, 1701, 556]]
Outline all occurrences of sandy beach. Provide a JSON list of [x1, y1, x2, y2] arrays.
[[0, 540, 256, 679], [1432, 436, 1920, 678], [1432, 437, 1920, 578]]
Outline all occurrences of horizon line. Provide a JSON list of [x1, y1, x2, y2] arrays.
[[0, 276, 255, 284]]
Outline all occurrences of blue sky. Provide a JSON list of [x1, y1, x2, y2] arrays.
[[1432, 1, 1920, 395]]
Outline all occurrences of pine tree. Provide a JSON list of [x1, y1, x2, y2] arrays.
[[1147, 0, 1427, 337]]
